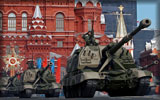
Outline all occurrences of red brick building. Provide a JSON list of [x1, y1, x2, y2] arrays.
[[0, 0, 112, 75]]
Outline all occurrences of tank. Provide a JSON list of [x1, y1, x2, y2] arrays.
[[0, 70, 22, 97], [19, 61, 61, 98], [0, 71, 10, 97], [62, 19, 155, 98], [6, 72, 22, 96]]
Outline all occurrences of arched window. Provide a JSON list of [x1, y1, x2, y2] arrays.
[[56, 13, 64, 31], [22, 13, 27, 31], [8, 13, 16, 31], [0, 13, 2, 31], [14, 45, 19, 55], [88, 19, 92, 31], [6, 45, 11, 55]]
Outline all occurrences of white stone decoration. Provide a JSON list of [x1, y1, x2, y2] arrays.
[[101, 14, 105, 24], [76, 0, 99, 7], [33, 5, 42, 19]]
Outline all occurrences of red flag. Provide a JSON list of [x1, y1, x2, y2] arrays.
[[56, 58, 61, 83], [42, 58, 48, 68]]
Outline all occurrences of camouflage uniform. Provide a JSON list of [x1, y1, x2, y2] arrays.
[[82, 30, 98, 46]]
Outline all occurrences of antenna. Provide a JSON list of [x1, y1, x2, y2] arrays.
[[92, 12, 94, 32], [91, 12, 95, 37]]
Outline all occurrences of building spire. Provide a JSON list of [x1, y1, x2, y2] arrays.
[[33, 5, 42, 19], [116, 5, 127, 38], [114, 5, 134, 57], [29, 5, 46, 35]]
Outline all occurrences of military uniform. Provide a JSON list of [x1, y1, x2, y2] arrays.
[[82, 30, 98, 46]]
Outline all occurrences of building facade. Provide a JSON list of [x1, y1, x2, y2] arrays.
[[0, 0, 112, 76]]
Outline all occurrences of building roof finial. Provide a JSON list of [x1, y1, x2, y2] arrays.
[[119, 5, 124, 12], [33, 5, 42, 19]]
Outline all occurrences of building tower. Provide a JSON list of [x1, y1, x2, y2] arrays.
[[27, 5, 52, 64], [29, 5, 47, 35], [114, 5, 134, 57]]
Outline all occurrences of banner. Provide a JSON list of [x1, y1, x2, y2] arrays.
[[50, 58, 55, 74], [42, 58, 48, 68], [56, 58, 61, 83], [37, 58, 42, 69]]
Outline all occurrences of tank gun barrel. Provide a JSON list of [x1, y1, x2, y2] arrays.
[[39, 62, 52, 75], [141, 60, 159, 70], [109, 19, 151, 55]]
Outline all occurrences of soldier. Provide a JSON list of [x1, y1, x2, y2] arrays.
[[82, 30, 98, 46]]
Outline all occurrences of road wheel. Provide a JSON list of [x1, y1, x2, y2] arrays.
[[45, 89, 60, 98], [63, 86, 73, 98], [135, 77, 151, 96], [0, 90, 7, 97], [53, 88, 60, 97], [81, 80, 97, 98], [19, 89, 32, 98]]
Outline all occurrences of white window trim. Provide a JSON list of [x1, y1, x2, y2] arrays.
[[57, 41, 63, 47], [0, 13, 2, 31], [22, 13, 27, 31], [56, 13, 64, 32], [8, 13, 16, 31]]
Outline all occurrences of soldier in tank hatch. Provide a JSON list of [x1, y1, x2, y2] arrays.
[[82, 30, 98, 46]]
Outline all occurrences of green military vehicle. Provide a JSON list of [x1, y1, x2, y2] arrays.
[[0, 71, 10, 97], [62, 19, 157, 97], [0, 71, 29, 97], [0, 71, 22, 97], [6, 72, 22, 96], [19, 61, 60, 98]]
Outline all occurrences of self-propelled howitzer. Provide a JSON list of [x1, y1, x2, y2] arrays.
[[19, 62, 60, 98], [62, 19, 153, 98], [0, 71, 10, 97]]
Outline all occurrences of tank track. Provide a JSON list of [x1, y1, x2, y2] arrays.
[[63, 80, 97, 98], [0, 90, 7, 97], [19, 89, 32, 98], [135, 77, 151, 96], [108, 77, 151, 96], [45, 88, 60, 97]]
